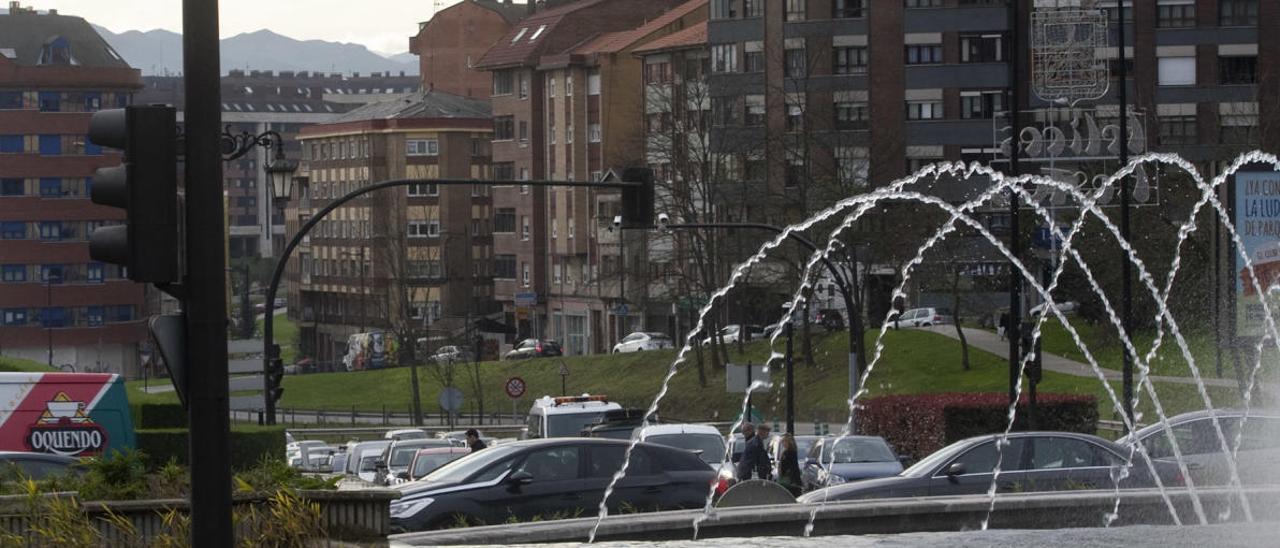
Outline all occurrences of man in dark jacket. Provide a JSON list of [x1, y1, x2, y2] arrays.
[[736, 423, 766, 480], [465, 429, 486, 453]]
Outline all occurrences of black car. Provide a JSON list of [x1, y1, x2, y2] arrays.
[[815, 309, 844, 331], [503, 339, 564, 360], [0, 451, 79, 480], [389, 438, 716, 531], [798, 432, 1182, 503]]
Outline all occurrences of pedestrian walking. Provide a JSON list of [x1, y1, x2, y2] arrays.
[[736, 422, 765, 480], [777, 433, 803, 496], [465, 428, 486, 453], [754, 423, 774, 481]]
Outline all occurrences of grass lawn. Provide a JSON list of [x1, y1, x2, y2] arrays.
[[125, 328, 1270, 426], [255, 314, 299, 364], [0, 356, 56, 373]]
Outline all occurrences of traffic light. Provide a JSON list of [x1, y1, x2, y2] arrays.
[[620, 167, 654, 228], [87, 105, 180, 283], [266, 357, 285, 406]]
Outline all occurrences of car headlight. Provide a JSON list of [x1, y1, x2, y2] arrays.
[[389, 497, 434, 520]]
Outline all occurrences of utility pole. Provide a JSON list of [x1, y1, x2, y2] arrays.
[[1116, 0, 1135, 430], [1007, 0, 1025, 408], [183, 0, 233, 543]]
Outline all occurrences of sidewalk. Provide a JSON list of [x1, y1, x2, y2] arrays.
[[920, 325, 1274, 391]]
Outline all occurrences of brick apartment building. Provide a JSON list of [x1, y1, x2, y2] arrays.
[[287, 91, 495, 365], [136, 70, 420, 259], [409, 0, 527, 99], [0, 4, 146, 374], [474, 0, 698, 353]]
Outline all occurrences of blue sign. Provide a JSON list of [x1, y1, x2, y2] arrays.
[[515, 292, 537, 307], [1235, 171, 1280, 337], [614, 304, 629, 316]]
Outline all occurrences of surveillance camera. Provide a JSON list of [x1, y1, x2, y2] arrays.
[[657, 213, 670, 227], [612, 215, 623, 228]]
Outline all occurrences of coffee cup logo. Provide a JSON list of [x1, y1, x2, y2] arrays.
[[25, 392, 108, 456]]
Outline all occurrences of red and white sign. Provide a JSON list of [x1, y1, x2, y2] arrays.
[[504, 377, 526, 400]]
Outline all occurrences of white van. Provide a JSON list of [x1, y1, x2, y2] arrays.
[[522, 395, 622, 439]]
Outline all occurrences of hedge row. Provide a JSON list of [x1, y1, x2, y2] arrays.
[[136, 426, 286, 470], [859, 392, 1097, 460], [131, 402, 187, 429]]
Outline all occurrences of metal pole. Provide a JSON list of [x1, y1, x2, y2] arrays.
[[183, 0, 232, 544], [359, 246, 367, 333], [1215, 202, 1223, 378], [1008, 0, 1024, 408], [745, 360, 753, 424], [46, 275, 53, 368], [1117, 0, 1135, 428], [785, 321, 795, 434]]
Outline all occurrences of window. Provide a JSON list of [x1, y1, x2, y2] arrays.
[[1159, 115, 1197, 145], [110, 305, 133, 322], [711, 44, 737, 73], [785, 154, 805, 188], [566, 74, 573, 96], [587, 71, 601, 95], [906, 100, 943, 120], [41, 265, 64, 283], [38, 222, 62, 240], [1219, 0, 1258, 26], [0, 135, 22, 153], [905, 0, 942, 7], [744, 47, 765, 72], [494, 116, 515, 141], [2, 265, 26, 282], [745, 95, 766, 126], [494, 255, 517, 279], [38, 91, 60, 112], [961, 91, 1006, 119], [1219, 56, 1257, 84], [530, 24, 547, 41], [84, 306, 105, 326], [833, 0, 864, 18], [744, 0, 764, 17], [833, 46, 868, 74], [522, 262, 530, 287], [834, 99, 868, 129], [1029, 437, 1112, 470], [518, 72, 529, 99], [710, 0, 736, 19], [514, 446, 580, 481], [643, 62, 671, 84], [495, 208, 517, 233], [1157, 57, 1195, 86], [39, 135, 61, 155], [905, 44, 943, 64], [2, 222, 26, 239], [40, 308, 67, 328], [494, 162, 515, 181], [786, 103, 804, 131], [1220, 104, 1258, 144], [3, 309, 27, 326], [836, 147, 869, 187], [407, 183, 439, 196], [494, 70, 516, 95], [785, 46, 807, 77], [405, 139, 439, 156], [961, 34, 1005, 63], [0, 91, 22, 110], [517, 121, 529, 144], [39, 178, 64, 197], [785, 0, 806, 21], [587, 123, 602, 143], [942, 439, 1029, 476], [408, 220, 440, 238], [712, 96, 742, 126], [521, 215, 530, 240], [548, 123, 557, 144], [1157, 1, 1195, 27], [2, 178, 23, 196]]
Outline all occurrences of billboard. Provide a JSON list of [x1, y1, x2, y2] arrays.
[[1235, 170, 1280, 338]]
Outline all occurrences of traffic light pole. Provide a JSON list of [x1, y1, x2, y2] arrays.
[[183, 0, 233, 544], [261, 175, 650, 424]]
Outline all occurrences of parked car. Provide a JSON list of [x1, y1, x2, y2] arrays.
[[891, 307, 953, 328], [798, 432, 1181, 503], [815, 309, 845, 331], [637, 424, 732, 494], [504, 339, 564, 360], [613, 332, 675, 354], [703, 325, 766, 346], [430, 346, 473, 363], [384, 428, 429, 441], [345, 440, 391, 482], [523, 395, 622, 439], [799, 436, 904, 492], [401, 447, 471, 483], [1117, 408, 1280, 486], [1029, 301, 1080, 317], [0, 451, 79, 480], [380, 439, 456, 485], [389, 438, 716, 532]]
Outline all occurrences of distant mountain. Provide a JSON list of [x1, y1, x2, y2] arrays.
[[92, 26, 419, 76]]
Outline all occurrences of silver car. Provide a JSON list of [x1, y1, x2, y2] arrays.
[[1117, 409, 1280, 487], [891, 307, 953, 328], [799, 436, 904, 493]]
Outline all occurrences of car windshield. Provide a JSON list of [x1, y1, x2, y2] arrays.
[[394, 431, 428, 440], [358, 455, 379, 472], [389, 445, 422, 467], [903, 440, 969, 477], [647, 433, 726, 464], [413, 452, 464, 477], [822, 438, 896, 464], [422, 444, 523, 484], [547, 412, 608, 437]]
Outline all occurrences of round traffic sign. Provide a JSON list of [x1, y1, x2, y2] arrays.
[[439, 387, 464, 412], [505, 376, 526, 399]]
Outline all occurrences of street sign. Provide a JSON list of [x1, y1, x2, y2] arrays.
[[439, 387, 464, 413], [614, 304, 629, 316], [558, 362, 570, 377], [505, 377, 527, 399], [725, 363, 771, 393], [515, 292, 538, 307]]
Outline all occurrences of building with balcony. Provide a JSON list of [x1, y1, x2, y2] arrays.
[[0, 3, 146, 374], [287, 90, 494, 365]]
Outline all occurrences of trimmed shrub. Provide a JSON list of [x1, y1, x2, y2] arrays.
[[136, 426, 285, 471], [859, 392, 1097, 460], [131, 402, 187, 429]]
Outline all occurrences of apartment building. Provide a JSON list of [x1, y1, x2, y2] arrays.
[[474, 0, 694, 353], [288, 90, 495, 364], [0, 4, 146, 374], [136, 70, 420, 259], [409, 0, 527, 98]]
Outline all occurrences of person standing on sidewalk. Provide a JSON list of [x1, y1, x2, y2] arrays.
[[465, 429, 486, 453]]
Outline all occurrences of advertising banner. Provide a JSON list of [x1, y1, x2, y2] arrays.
[[0, 373, 135, 457], [1235, 171, 1280, 338]]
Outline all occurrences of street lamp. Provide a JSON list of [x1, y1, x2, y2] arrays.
[[266, 154, 299, 207]]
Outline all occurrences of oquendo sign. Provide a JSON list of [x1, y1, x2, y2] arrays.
[[0, 372, 136, 457]]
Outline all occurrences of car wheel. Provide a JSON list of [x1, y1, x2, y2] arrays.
[[922, 323, 932, 327]]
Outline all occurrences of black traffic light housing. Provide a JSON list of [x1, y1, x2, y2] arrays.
[[88, 105, 180, 284], [620, 167, 654, 229], [266, 343, 285, 406]]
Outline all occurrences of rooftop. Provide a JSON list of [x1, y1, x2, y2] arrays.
[[0, 7, 131, 69], [632, 20, 707, 55], [473, 0, 609, 68], [327, 89, 492, 124], [568, 0, 705, 56]]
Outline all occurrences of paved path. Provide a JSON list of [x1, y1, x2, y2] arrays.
[[920, 325, 1276, 391]]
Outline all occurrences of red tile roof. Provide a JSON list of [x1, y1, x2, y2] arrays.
[[474, 0, 609, 68], [632, 20, 706, 55], [569, 0, 706, 55]]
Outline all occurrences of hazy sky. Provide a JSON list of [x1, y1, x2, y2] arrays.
[[27, 0, 462, 54]]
